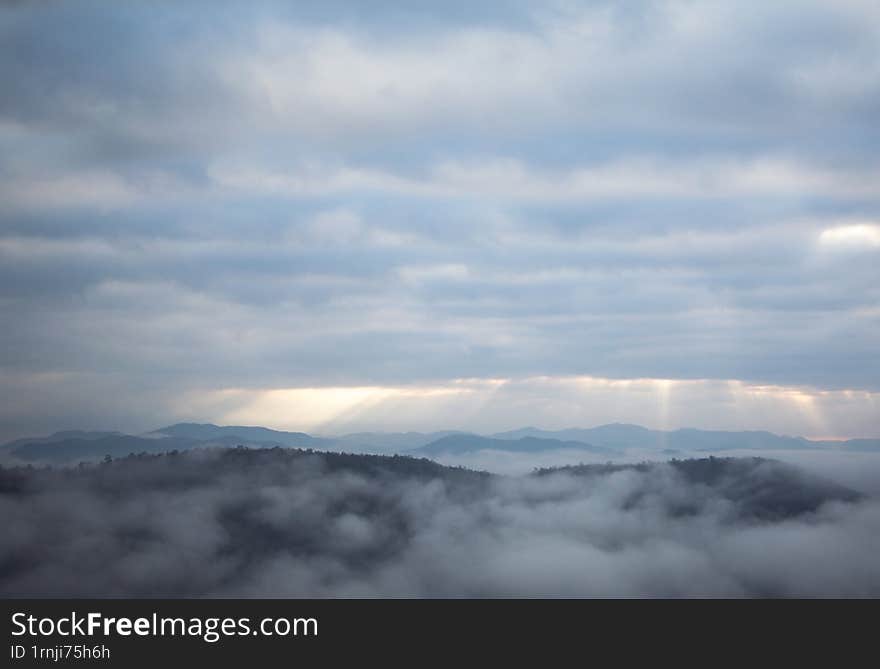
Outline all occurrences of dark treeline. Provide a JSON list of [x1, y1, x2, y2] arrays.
[[0, 446, 490, 494], [534, 456, 861, 521]]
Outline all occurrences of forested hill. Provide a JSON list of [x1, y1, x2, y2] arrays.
[[0, 448, 867, 597], [0, 448, 857, 517], [0, 446, 491, 495], [533, 457, 861, 520]]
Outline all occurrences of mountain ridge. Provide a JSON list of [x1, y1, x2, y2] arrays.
[[3, 421, 879, 464], [486, 423, 877, 452], [411, 434, 614, 456]]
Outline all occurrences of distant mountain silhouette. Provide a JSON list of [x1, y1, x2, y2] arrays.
[[489, 423, 863, 452], [1, 423, 329, 464], [840, 438, 880, 452], [3, 434, 200, 463], [331, 430, 470, 453], [2, 421, 878, 465], [492, 423, 658, 449], [1, 430, 124, 451], [151, 423, 329, 448], [413, 434, 613, 456]]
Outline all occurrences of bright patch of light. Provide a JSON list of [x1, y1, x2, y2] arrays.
[[819, 223, 880, 249], [182, 376, 880, 440]]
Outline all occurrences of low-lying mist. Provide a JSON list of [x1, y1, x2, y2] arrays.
[[2, 448, 878, 597], [431, 448, 880, 496]]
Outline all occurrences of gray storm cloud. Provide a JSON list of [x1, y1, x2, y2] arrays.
[[1, 449, 878, 597]]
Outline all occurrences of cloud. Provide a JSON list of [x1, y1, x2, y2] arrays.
[[1, 449, 878, 597], [0, 1, 878, 439], [819, 223, 880, 249], [209, 156, 880, 202], [431, 447, 880, 498], [4, 1, 879, 160]]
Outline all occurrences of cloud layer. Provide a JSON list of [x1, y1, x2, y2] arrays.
[[1, 1, 878, 439], [1, 449, 878, 597]]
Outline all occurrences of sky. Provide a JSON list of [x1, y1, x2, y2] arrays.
[[1, 0, 878, 441]]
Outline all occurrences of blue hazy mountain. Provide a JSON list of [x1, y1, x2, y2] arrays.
[[2, 434, 200, 463], [2, 423, 330, 464], [3, 422, 878, 465], [492, 424, 659, 449], [488, 423, 863, 452], [839, 438, 880, 452], [413, 434, 614, 456], [150, 423, 330, 448], [1, 430, 124, 451], [331, 430, 470, 453]]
